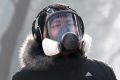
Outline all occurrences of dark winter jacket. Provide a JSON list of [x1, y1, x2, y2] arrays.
[[12, 34, 117, 80]]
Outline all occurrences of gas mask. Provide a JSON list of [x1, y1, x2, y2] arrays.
[[42, 10, 84, 56]]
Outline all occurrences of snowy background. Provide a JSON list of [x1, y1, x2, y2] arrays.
[[0, 0, 120, 80]]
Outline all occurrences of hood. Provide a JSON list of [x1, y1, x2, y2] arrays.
[[19, 34, 92, 70], [19, 34, 54, 70]]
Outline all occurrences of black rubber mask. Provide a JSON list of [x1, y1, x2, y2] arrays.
[[43, 11, 83, 55]]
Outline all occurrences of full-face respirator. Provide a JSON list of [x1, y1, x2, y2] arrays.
[[32, 7, 84, 56]]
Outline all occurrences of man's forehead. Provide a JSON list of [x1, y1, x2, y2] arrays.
[[47, 12, 73, 20], [52, 13, 72, 18], [51, 16, 73, 22]]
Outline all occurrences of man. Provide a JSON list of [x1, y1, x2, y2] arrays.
[[12, 4, 117, 80]]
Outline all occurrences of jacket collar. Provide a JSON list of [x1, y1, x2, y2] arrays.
[[19, 34, 91, 70]]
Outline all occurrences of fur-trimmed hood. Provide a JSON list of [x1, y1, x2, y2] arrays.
[[19, 34, 92, 70], [19, 34, 55, 70]]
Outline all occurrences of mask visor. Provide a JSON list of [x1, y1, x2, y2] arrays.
[[46, 11, 81, 41]]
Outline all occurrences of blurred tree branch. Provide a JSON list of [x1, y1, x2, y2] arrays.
[[12, 0, 18, 6], [0, 0, 30, 80]]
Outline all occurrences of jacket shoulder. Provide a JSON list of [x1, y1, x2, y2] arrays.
[[12, 71, 23, 80], [12, 68, 44, 80], [87, 59, 117, 80], [12, 69, 31, 80], [94, 60, 117, 80]]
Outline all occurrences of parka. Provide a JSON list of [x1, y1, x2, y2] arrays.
[[12, 34, 117, 80]]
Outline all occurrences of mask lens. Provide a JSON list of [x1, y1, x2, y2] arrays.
[[47, 12, 80, 41]]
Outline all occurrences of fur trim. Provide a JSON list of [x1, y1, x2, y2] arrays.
[[19, 34, 92, 70], [19, 34, 54, 70], [81, 33, 92, 53]]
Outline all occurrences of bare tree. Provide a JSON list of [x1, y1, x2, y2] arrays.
[[0, 0, 30, 80]]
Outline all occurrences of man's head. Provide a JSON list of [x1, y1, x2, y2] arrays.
[[32, 4, 85, 56], [32, 4, 84, 41]]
